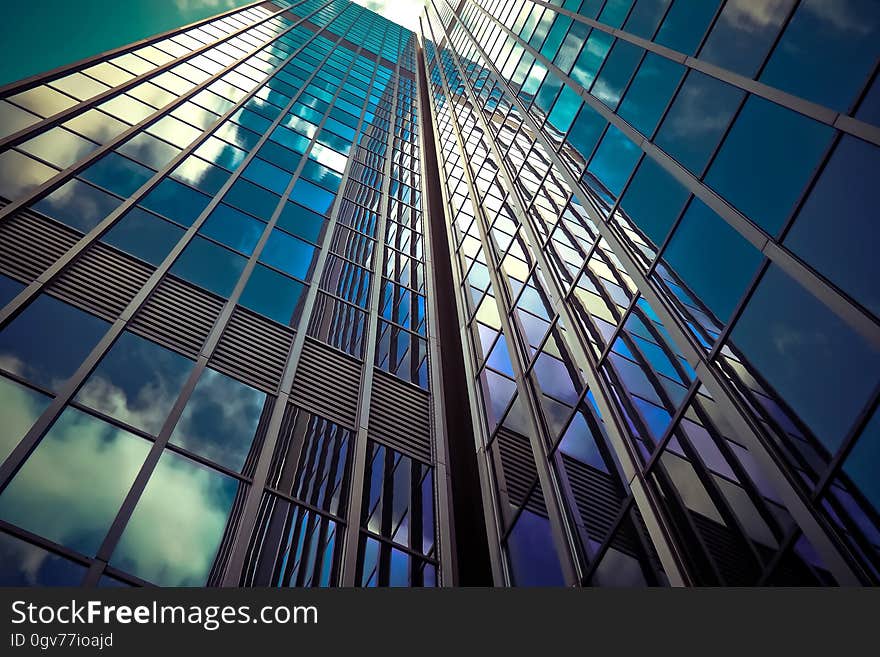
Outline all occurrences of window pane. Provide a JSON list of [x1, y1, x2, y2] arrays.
[[102, 207, 184, 266], [655, 0, 721, 55], [111, 451, 240, 585], [655, 71, 744, 176], [199, 204, 265, 256], [260, 229, 317, 280], [79, 152, 154, 197], [170, 367, 267, 471], [0, 407, 151, 555], [784, 136, 880, 317], [140, 178, 211, 227], [170, 236, 247, 297], [238, 264, 305, 326], [0, 295, 108, 391], [0, 532, 86, 586], [618, 157, 689, 248], [759, 0, 880, 112], [731, 266, 880, 452], [618, 53, 685, 136], [0, 376, 51, 464], [76, 332, 195, 435], [34, 178, 122, 233], [277, 201, 326, 243], [705, 96, 832, 236], [661, 199, 762, 322]]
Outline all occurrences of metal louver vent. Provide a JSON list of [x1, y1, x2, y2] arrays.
[[47, 243, 153, 321], [290, 338, 361, 428], [129, 275, 225, 358], [0, 210, 79, 284], [561, 454, 639, 556], [495, 427, 546, 516], [368, 369, 432, 463], [210, 306, 294, 395]]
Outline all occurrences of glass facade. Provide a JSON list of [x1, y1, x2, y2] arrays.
[[421, 0, 879, 586], [0, 0, 877, 587]]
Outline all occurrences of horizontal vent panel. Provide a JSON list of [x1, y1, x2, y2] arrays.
[[210, 307, 294, 394], [368, 369, 431, 463], [290, 338, 361, 428], [129, 275, 225, 358], [47, 244, 153, 320], [496, 428, 545, 515], [0, 210, 80, 283]]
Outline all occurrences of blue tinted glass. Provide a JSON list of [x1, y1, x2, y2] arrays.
[[242, 157, 294, 196], [34, 179, 122, 233], [102, 207, 184, 266], [223, 178, 280, 221], [570, 30, 614, 89], [76, 332, 194, 435], [655, 0, 722, 55], [239, 263, 305, 325], [699, 0, 794, 77], [170, 367, 266, 471], [291, 178, 335, 215], [0, 273, 25, 308], [301, 160, 342, 192], [535, 71, 564, 117], [111, 450, 238, 586], [547, 85, 581, 134], [0, 532, 86, 585], [619, 157, 689, 248], [277, 201, 326, 243], [506, 507, 565, 586], [622, 0, 671, 38], [598, 0, 633, 28], [655, 71, 744, 175], [618, 53, 685, 136], [0, 295, 107, 391], [195, 136, 246, 171], [785, 136, 880, 317], [0, 375, 51, 464], [199, 204, 265, 256], [170, 236, 247, 298], [260, 229, 316, 280], [567, 105, 607, 163], [80, 153, 154, 197], [662, 198, 762, 321], [586, 125, 641, 198], [706, 96, 832, 235], [592, 39, 643, 111], [117, 132, 180, 170], [140, 178, 211, 227], [856, 74, 880, 126], [170, 157, 230, 196], [555, 21, 589, 73], [843, 410, 879, 515], [760, 0, 880, 112], [0, 407, 150, 555], [732, 266, 880, 451], [257, 140, 301, 173]]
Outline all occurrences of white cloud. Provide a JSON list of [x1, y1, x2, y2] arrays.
[[351, 0, 425, 32]]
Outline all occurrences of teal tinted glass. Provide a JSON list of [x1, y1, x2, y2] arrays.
[[618, 157, 689, 248], [79, 152, 153, 197], [102, 207, 184, 265], [111, 451, 239, 586], [785, 136, 880, 317], [760, 0, 879, 112], [76, 331, 194, 435], [586, 124, 640, 199], [0, 407, 150, 555], [140, 178, 211, 227], [170, 367, 266, 472], [277, 201, 326, 243], [732, 266, 880, 452], [34, 179, 122, 233], [0, 294, 107, 391], [655, 0, 722, 55], [260, 229, 316, 280], [199, 203, 265, 256], [0, 376, 51, 464], [705, 96, 832, 235], [655, 71, 744, 176], [661, 198, 762, 322], [239, 263, 305, 325], [170, 236, 247, 298], [618, 53, 685, 136]]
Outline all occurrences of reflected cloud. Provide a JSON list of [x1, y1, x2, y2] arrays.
[[0, 375, 50, 464], [112, 451, 238, 586]]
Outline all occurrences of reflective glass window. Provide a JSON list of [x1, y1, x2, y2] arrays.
[[0, 407, 151, 555], [706, 96, 832, 236], [170, 236, 247, 297], [239, 263, 306, 326], [102, 207, 184, 266], [655, 0, 721, 55], [618, 157, 689, 248], [199, 204, 265, 256], [140, 178, 211, 227], [34, 178, 122, 233], [260, 229, 316, 280], [0, 295, 107, 391], [76, 332, 194, 435], [732, 266, 880, 452], [0, 376, 51, 464], [618, 53, 685, 136], [79, 152, 154, 197]]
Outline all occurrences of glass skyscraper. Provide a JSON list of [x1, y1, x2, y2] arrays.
[[0, 0, 877, 587]]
